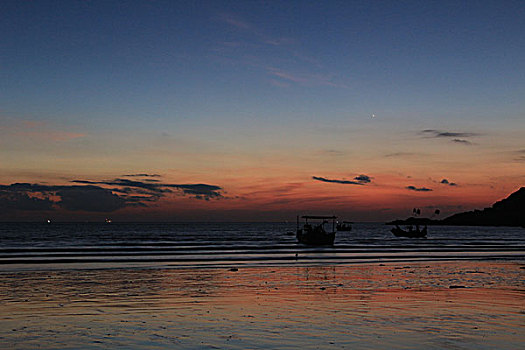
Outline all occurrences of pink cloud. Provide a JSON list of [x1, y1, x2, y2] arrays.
[[269, 79, 291, 88], [218, 13, 252, 30], [218, 13, 293, 48], [267, 67, 347, 88], [22, 120, 46, 128], [264, 37, 296, 46], [267, 67, 308, 83], [13, 120, 86, 141], [18, 130, 86, 141]]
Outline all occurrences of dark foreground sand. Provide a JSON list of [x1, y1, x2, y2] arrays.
[[1, 260, 523, 349]]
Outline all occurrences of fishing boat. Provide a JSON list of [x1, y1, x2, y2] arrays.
[[336, 221, 353, 231], [296, 215, 337, 246], [391, 225, 427, 238]]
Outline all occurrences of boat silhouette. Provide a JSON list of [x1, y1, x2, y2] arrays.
[[336, 221, 352, 231], [296, 215, 336, 246], [391, 225, 427, 238]]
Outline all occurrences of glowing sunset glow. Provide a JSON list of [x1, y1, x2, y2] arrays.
[[1, 1, 523, 221]]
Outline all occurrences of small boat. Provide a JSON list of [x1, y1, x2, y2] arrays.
[[296, 215, 337, 246], [391, 225, 427, 238], [336, 221, 353, 231]]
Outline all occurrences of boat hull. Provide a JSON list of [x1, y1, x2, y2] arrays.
[[391, 227, 427, 238], [297, 230, 336, 246], [336, 223, 352, 231]]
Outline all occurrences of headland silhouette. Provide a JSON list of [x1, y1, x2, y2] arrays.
[[388, 187, 525, 227]]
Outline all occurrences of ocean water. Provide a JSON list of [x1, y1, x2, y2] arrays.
[[1, 223, 523, 349], [1, 222, 523, 269]]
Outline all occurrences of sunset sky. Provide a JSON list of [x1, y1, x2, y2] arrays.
[[1, 0, 524, 221]]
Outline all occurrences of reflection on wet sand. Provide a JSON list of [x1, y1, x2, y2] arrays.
[[1, 261, 523, 349]]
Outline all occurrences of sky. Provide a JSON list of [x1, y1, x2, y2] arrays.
[[1, 0, 524, 222]]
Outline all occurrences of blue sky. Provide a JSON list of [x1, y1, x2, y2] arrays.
[[3, 0, 524, 127]]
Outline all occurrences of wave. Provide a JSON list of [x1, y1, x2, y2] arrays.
[[0, 223, 523, 268]]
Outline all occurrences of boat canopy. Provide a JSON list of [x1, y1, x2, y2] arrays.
[[301, 215, 337, 220]]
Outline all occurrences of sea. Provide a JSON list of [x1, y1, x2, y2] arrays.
[[1, 222, 523, 269], [1, 222, 524, 349]]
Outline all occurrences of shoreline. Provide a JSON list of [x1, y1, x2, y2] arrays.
[[1, 255, 524, 272]]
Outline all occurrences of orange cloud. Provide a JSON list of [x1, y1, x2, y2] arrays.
[[13, 120, 86, 141], [17, 130, 86, 141]]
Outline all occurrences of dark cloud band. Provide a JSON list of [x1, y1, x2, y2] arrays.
[[406, 185, 433, 192], [313, 174, 372, 185], [440, 179, 457, 186], [0, 177, 224, 213], [422, 130, 477, 138]]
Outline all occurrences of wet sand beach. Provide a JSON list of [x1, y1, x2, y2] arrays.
[[1, 260, 523, 349]]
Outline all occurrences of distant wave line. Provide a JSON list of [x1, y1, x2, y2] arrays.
[[0, 252, 523, 265], [1, 245, 524, 259]]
